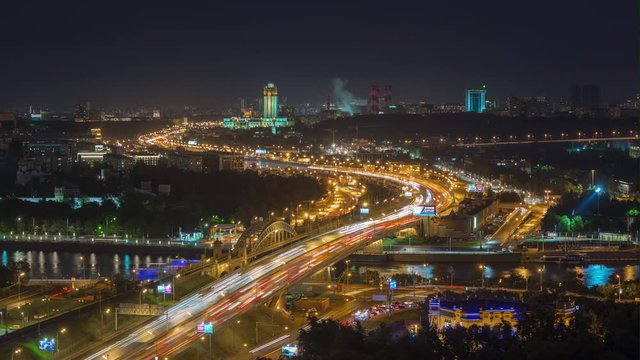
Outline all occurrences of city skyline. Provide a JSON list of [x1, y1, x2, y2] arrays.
[[1, 0, 638, 109], [1, 2, 639, 359]]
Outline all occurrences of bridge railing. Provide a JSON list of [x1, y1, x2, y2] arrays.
[[0, 233, 205, 248]]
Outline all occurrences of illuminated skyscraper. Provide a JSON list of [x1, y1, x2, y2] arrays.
[[466, 86, 487, 113], [263, 83, 278, 119], [223, 83, 293, 133]]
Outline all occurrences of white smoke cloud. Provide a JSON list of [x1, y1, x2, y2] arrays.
[[332, 78, 354, 115]]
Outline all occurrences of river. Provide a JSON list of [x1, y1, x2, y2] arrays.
[[1, 250, 184, 279], [353, 261, 639, 288]]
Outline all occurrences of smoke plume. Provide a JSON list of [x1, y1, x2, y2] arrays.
[[332, 78, 354, 115]]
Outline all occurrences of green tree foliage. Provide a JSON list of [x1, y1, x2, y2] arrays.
[[0, 260, 31, 289], [543, 190, 640, 232], [291, 299, 639, 360], [0, 168, 324, 237]]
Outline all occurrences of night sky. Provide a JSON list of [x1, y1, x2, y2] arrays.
[[1, 0, 638, 110]]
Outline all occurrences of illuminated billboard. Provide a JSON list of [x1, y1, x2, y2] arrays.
[[281, 344, 299, 357], [412, 205, 436, 217], [466, 183, 485, 193], [196, 322, 214, 334], [39, 338, 56, 352], [157, 284, 172, 294]]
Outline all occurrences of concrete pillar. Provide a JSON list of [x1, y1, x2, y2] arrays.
[[213, 240, 222, 259]]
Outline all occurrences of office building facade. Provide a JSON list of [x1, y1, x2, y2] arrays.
[[466, 88, 487, 113]]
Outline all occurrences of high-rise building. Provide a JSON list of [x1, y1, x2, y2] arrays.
[[263, 83, 278, 119], [570, 84, 601, 111], [466, 87, 487, 113], [223, 83, 293, 132], [74, 102, 90, 120], [367, 85, 380, 114], [382, 85, 392, 109]]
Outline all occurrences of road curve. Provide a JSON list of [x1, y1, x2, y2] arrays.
[[83, 167, 450, 360]]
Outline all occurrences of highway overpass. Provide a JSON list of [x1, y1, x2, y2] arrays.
[[80, 167, 452, 360]]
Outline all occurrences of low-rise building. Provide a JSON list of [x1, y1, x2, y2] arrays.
[[439, 198, 499, 233], [131, 153, 161, 166], [104, 153, 134, 171], [428, 298, 576, 331]]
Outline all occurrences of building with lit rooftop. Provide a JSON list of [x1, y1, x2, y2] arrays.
[[223, 83, 294, 133], [466, 86, 487, 113]]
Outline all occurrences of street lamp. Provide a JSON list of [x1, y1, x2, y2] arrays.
[[233, 319, 241, 348], [11, 348, 21, 360], [616, 274, 622, 301], [139, 288, 148, 305], [172, 273, 180, 302], [80, 256, 86, 280], [17, 272, 25, 300], [538, 267, 544, 291], [57, 328, 66, 357], [103, 308, 111, 331], [479, 265, 485, 288]]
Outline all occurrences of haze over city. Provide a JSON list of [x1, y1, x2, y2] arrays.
[[1, 0, 638, 109], [0, 1, 638, 360]]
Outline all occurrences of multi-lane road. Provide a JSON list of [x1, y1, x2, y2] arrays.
[[79, 166, 455, 360], [76, 129, 457, 360]]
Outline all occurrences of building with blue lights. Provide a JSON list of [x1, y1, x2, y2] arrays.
[[223, 83, 294, 133], [428, 298, 576, 331], [466, 87, 487, 113]]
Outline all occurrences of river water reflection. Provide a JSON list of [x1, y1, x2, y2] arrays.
[[1, 250, 177, 279], [354, 262, 639, 288]]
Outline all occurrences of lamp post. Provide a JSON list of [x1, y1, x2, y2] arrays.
[[104, 308, 111, 330], [17, 272, 25, 300], [595, 186, 602, 216], [80, 256, 86, 280], [479, 265, 485, 288], [139, 288, 148, 305], [233, 320, 240, 348], [616, 274, 622, 301], [172, 274, 180, 302], [11, 348, 21, 360], [538, 267, 544, 291], [57, 328, 66, 357]]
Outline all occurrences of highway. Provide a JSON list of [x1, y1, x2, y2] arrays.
[[490, 207, 528, 244], [452, 135, 639, 147], [81, 167, 452, 360]]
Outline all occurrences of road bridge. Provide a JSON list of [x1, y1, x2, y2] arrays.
[[453, 136, 638, 147], [81, 167, 454, 360]]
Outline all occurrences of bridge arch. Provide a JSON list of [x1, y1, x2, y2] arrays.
[[235, 220, 298, 256]]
